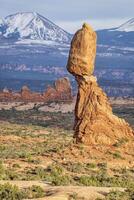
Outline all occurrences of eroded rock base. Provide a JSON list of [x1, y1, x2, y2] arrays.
[[74, 75, 133, 145]]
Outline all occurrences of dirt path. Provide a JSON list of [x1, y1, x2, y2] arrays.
[[0, 181, 125, 200]]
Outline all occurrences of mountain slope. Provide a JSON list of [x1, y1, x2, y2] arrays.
[[97, 18, 134, 47], [0, 12, 71, 43], [116, 18, 134, 32], [0, 14, 134, 97]]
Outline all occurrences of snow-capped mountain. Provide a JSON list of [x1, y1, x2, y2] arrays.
[[97, 18, 134, 47], [115, 18, 134, 32], [0, 14, 134, 96], [0, 12, 71, 43]]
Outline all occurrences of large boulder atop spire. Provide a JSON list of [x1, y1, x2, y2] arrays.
[[67, 23, 97, 77]]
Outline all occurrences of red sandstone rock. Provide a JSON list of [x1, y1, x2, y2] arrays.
[[43, 86, 57, 101], [0, 77, 72, 102], [55, 77, 72, 100], [0, 88, 13, 101], [21, 85, 31, 101], [43, 77, 72, 102]]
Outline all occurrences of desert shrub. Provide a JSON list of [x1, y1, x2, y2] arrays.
[[5, 170, 19, 180], [24, 185, 45, 198], [0, 145, 17, 159], [35, 167, 46, 179], [98, 162, 107, 169], [126, 186, 134, 200], [52, 174, 72, 186], [0, 162, 5, 179], [47, 164, 64, 176], [24, 167, 43, 181], [112, 151, 123, 159], [44, 164, 73, 186], [0, 163, 19, 180], [78, 175, 100, 186], [0, 183, 24, 200], [86, 162, 97, 169], [77, 172, 134, 188], [105, 190, 130, 200], [65, 162, 84, 173], [0, 183, 45, 199], [17, 151, 31, 159]]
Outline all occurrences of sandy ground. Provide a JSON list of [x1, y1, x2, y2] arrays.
[[0, 181, 125, 200], [0, 97, 133, 113]]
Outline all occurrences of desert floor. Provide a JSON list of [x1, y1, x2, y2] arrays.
[[0, 100, 133, 199]]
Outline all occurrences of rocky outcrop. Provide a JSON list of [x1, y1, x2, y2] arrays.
[[0, 88, 13, 101], [21, 86, 31, 100], [0, 77, 72, 102], [21, 85, 44, 102], [67, 23, 133, 145], [43, 77, 72, 102]]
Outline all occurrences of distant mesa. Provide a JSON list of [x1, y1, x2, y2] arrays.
[[0, 77, 73, 102]]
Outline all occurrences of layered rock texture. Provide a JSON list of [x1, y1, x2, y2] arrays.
[[67, 23, 133, 145], [0, 77, 72, 102]]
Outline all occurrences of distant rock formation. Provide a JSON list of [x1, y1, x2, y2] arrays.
[[43, 77, 72, 102], [67, 23, 133, 145], [0, 77, 72, 102]]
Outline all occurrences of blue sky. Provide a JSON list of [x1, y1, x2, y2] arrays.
[[0, 0, 133, 33]]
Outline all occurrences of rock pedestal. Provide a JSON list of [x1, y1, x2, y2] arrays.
[[67, 23, 133, 145]]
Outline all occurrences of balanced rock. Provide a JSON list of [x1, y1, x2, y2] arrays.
[[67, 23, 133, 145], [67, 23, 97, 77]]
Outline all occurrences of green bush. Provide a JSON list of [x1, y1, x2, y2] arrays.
[[0, 183, 45, 199], [0, 183, 23, 200], [24, 185, 45, 198], [86, 163, 97, 169], [105, 190, 130, 200], [44, 164, 73, 186], [52, 174, 72, 186], [112, 151, 123, 159], [0, 162, 5, 179], [66, 162, 84, 173], [78, 175, 100, 186]]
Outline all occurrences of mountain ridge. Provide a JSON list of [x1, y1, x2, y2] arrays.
[[116, 18, 134, 32], [0, 13, 134, 97], [0, 12, 72, 43]]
